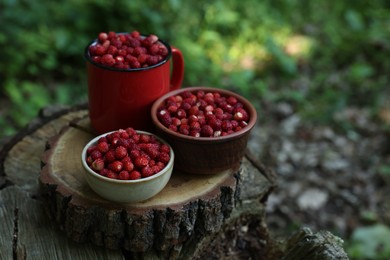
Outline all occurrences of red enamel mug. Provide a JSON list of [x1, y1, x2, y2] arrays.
[[85, 35, 184, 134]]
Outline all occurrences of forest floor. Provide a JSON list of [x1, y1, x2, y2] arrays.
[[247, 99, 390, 257]]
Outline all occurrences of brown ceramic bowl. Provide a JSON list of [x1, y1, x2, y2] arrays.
[[151, 86, 257, 174]]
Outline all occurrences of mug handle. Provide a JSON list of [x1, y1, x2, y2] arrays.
[[170, 47, 184, 90]]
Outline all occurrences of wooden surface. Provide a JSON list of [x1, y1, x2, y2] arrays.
[[40, 116, 241, 255], [0, 105, 275, 259]]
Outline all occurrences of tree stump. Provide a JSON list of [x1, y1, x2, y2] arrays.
[[0, 104, 349, 259], [40, 115, 243, 257]]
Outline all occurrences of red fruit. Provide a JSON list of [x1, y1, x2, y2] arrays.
[[233, 107, 249, 121], [139, 134, 151, 143], [99, 168, 110, 177], [179, 124, 190, 135], [115, 146, 127, 159], [130, 30, 140, 38], [129, 170, 141, 180], [129, 149, 140, 160], [141, 166, 154, 178], [122, 160, 134, 172], [106, 171, 118, 179], [160, 144, 170, 154], [91, 158, 105, 171], [157, 152, 170, 164], [125, 127, 137, 137], [201, 125, 214, 137], [227, 96, 238, 106], [151, 165, 162, 174], [109, 161, 123, 172], [188, 106, 199, 116], [134, 156, 149, 168], [98, 32, 108, 42], [158, 109, 172, 127], [90, 150, 102, 160], [190, 121, 201, 131], [208, 118, 222, 131], [97, 141, 109, 153], [118, 171, 130, 180], [101, 54, 115, 66], [104, 150, 116, 163]]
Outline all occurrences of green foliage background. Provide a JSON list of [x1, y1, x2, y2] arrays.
[[1, 0, 390, 258], [1, 0, 389, 137]]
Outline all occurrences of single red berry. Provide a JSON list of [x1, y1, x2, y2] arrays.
[[90, 150, 102, 160], [109, 161, 123, 172], [157, 152, 170, 164], [134, 156, 149, 168], [91, 158, 105, 172], [122, 160, 134, 172], [125, 127, 137, 137], [141, 166, 154, 178], [97, 141, 109, 153], [201, 125, 214, 137], [139, 134, 151, 143], [129, 149, 140, 160], [160, 144, 170, 154], [227, 96, 238, 106], [104, 150, 116, 163], [158, 109, 172, 127], [106, 171, 118, 179], [176, 109, 187, 119], [129, 170, 141, 180], [151, 165, 162, 174], [99, 168, 110, 177], [118, 171, 130, 180], [179, 124, 190, 135], [233, 107, 249, 121], [115, 146, 127, 159]]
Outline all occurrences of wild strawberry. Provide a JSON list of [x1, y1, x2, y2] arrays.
[[160, 144, 170, 154], [190, 121, 201, 131], [208, 118, 222, 131], [104, 150, 116, 163], [115, 146, 127, 159], [86, 156, 94, 165], [97, 141, 109, 154], [151, 165, 162, 174], [158, 109, 172, 127], [118, 171, 130, 180], [129, 149, 140, 160], [139, 134, 151, 143], [129, 170, 141, 180], [90, 150, 102, 160], [201, 125, 214, 137], [141, 166, 154, 178], [190, 130, 201, 137], [234, 107, 249, 121], [91, 158, 105, 171], [106, 171, 118, 179], [132, 133, 140, 143], [122, 160, 134, 172], [179, 124, 190, 135], [109, 161, 123, 172], [99, 168, 110, 177], [176, 109, 187, 119], [157, 152, 170, 164], [134, 156, 149, 168], [125, 127, 137, 137], [227, 96, 238, 106]]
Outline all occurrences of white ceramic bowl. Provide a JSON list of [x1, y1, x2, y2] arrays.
[[81, 130, 174, 203]]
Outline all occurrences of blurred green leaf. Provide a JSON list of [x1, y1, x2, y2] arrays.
[[347, 224, 390, 259]]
